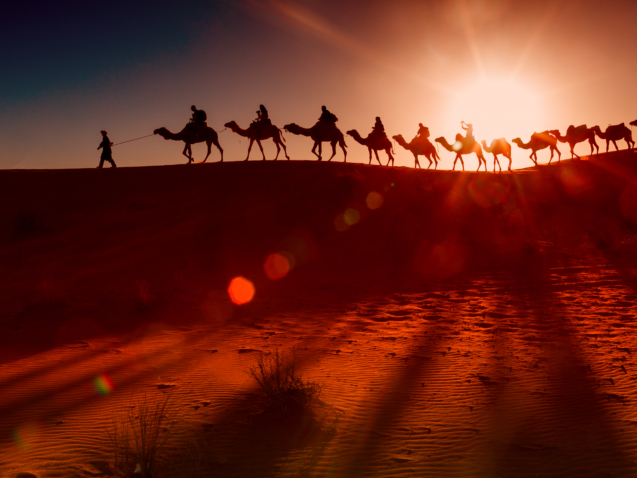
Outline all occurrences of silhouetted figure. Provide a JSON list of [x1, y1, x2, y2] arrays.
[[590, 123, 635, 153], [549, 125, 598, 160], [369, 117, 387, 141], [347, 129, 395, 166], [154, 122, 223, 164], [225, 118, 289, 161], [415, 123, 430, 140], [481, 138, 512, 173], [393, 132, 439, 169], [435, 135, 486, 171], [97, 131, 116, 168], [190, 105, 207, 125], [284, 122, 347, 162], [318, 106, 338, 123], [511, 132, 560, 166]]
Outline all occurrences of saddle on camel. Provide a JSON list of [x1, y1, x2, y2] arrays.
[[314, 105, 339, 136]]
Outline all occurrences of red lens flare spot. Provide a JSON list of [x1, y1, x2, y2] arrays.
[[228, 277, 255, 305], [264, 252, 293, 280], [344, 208, 361, 225], [366, 191, 384, 210], [94, 373, 114, 395], [334, 213, 350, 232]]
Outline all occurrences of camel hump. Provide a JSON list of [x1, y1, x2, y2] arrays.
[[567, 124, 588, 135]]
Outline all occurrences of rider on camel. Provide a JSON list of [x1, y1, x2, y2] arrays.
[[461, 121, 474, 142], [191, 105, 207, 125], [370, 117, 387, 140], [319, 105, 338, 123], [416, 123, 430, 139], [252, 104, 272, 136]]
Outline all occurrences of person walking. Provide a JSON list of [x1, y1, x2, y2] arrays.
[[97, 130, 117, 168]]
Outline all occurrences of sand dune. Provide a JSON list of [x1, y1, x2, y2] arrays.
[[1, 153, 637, 477]]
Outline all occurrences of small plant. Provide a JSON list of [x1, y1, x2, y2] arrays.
[[248, 349, 321, 412], [108, 393, 177, 477]]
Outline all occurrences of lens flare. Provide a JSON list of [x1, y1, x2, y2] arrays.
[[366, 191, 384, 209], [264, 252, 294, 280], [334, 213, 350, 232], [344, 208, 361, 225], [12, 422, 40, 452], [94, 373, 114, 395], [228, 277, 255, 305]]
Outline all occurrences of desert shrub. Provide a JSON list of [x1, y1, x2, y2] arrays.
[[108, 393, 177, 477], [248, 349, 321, 412]]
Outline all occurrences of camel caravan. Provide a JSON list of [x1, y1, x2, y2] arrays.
[[150, 105, 637, 172]]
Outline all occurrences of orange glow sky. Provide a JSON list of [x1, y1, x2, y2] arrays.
[[1, 0, 636, 170]]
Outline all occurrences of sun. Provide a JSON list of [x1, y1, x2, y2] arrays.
[[446, 79, 543, 146]]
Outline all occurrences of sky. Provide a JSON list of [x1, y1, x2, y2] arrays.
[[1, 0, 636, 170]]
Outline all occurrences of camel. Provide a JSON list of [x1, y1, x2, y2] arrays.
[[346, 130, 395, 166], [434, 135, 486, 171], [224, 121, 289, 161], [481, 138, 512, 173], [511, 132, 560, 166], [283, 123, 347, 161], [154, 124, 223, 163], [631, 120, 637, 128], [590, 123, 635, 153], [392, 133, 439, 169], [548, 125, 598, 160]]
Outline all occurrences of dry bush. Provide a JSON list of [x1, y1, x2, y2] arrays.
[[248, 349, 322, 412], [108, 393, 178, 477]]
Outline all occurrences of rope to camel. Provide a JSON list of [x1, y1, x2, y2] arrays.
[[112, 134, 155, 147]]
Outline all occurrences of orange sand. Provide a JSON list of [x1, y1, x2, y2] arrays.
[[1, 152, 637, 477]]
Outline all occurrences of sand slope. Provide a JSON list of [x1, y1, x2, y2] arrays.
[[1, 153, 637, 477]]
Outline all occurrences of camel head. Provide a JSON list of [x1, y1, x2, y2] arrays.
[[283, 123, 299, 133], [511, 138, 523, 147], [153, 127, 170, 139], [480, 140, 488, 149], [631, 120, 637, 127], [224, 121, 239, 132], [346, 130, 362, 140]]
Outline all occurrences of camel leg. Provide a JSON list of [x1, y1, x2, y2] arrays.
[[246, 139, 255, 161], [386, 149, 394, 167], [605, 140, 610, 153], [318, 142, 323, 161], [530, 152, 538, 166], [340, 141, 347, 162], [311, 142, 321, 160], [183, 144, 193, 164], [202, 141, 212, 163], [456, 154, 464, 171], [278, 136, 290, 160], [494, 155, 501, 173], [327, 141, 337, 162], [255, 140, 266, 161], [273, 139, 280, 161], [414, 154, 422, 169], [212, 137, 224, 162], [590, 138, 599, 156], [612, 140, 619, 152], [506, 154, 512, 172], [374, 149, 382, 166]]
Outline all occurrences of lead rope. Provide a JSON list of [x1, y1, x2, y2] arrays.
[[112, 134, 155, 147]]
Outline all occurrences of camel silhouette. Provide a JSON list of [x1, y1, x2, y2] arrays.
[[392, 134, 439, 169], [548, 125, 598, 160], [435, 135, 486, 171], [481, 138, 512, 173], [283, 123, 347, 162], [224, 121, 289, 161], [511, 132, 560, 166], [590, 123, 635, 153], [346, 130, 395, 166], [154, 125, 223, 163]]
